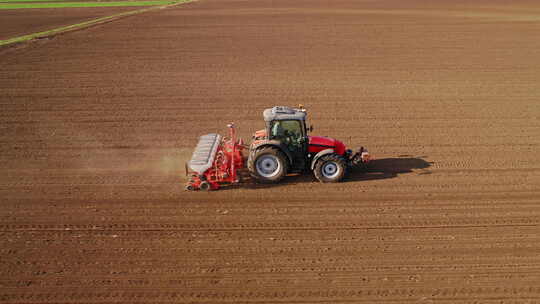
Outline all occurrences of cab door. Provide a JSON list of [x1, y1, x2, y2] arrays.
[[269, 120, 308, 171]]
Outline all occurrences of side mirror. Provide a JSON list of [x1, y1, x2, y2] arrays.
[[309, 125, 314, 132]]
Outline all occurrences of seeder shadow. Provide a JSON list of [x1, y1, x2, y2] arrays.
[[237, 156, 433, 190]]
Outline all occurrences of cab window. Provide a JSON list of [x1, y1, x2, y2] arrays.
[[270, 120, 303, 140]]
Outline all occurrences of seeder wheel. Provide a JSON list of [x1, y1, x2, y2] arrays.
[[199, 181, 212, 191]]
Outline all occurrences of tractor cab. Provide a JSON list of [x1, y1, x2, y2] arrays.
[[249, 106, 310, 177], [264, 107, 308, 166]]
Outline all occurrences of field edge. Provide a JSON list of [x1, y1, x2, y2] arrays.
[[0, 0, 195, 47]]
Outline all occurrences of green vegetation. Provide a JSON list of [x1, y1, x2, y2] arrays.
[[0, 0, 193, 46], [0, 0, 175, 9], [0, 0, 77, 2]]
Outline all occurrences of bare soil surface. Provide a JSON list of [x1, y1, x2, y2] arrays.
[[1, 0, 540, 302], [0, 7, 144, 40]]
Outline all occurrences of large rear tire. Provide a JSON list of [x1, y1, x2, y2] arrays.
[[248, 147, 289, 183], [313, 154, 347, 183]]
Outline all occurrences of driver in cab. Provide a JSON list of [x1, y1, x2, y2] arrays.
[[271, 121, 302, 150]]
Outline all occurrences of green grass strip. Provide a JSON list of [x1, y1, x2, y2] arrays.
[[0, 0, 174, 8], [1, 0, 89, 3], [0, 0, 193, 46]]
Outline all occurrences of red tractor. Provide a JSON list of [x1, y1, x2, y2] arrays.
[[185, 106, 370, 190]]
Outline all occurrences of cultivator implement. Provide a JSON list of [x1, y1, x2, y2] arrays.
[[185, 124, 245, 191]]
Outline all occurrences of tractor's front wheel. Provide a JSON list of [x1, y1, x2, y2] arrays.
[[314, 154, 347, 183], [248, 147, 289, 183]]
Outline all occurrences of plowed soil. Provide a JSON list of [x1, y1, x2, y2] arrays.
[[1, 0, 540, 303], [0, 7, 146, 40]]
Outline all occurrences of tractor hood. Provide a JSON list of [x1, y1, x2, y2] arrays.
[[308, 136, 346, 155], [251, 130, 347, 156]]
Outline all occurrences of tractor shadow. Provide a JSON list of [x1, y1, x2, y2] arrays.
[[239, 156, 433, 190], [345, 156, 433, 182]]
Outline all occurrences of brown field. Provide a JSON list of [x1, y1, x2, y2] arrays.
[[0, 7, 146, 40], [1, 0, 540, 302]]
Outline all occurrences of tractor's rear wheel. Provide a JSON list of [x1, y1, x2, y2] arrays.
[[248, 147, 288, 183], [314, 154, 347, 183]]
